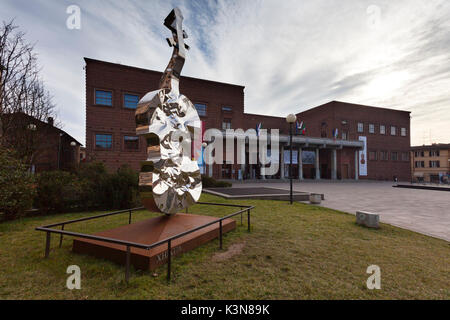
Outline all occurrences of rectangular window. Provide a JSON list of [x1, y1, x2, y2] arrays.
[[390, 126, 396, 136], [380, 151, 389, 161], [124, 94, 139, 109], [429, 161, 440, 168], [222, 119, 232, 130], [369, 150, 377, 161], [401, 152, 409, 161], [194, 103, 207, 117], [415, 161, 424, 168], [222, 106, 232, 112], [342, 131, 348, 140], [380, 125, 386, 135], [124, 136, 139, 150], [414, 151, 425, 157], [429, 150, 440, 157], [357, 122, 364, 133], [401, 127, 407, 136], [369, 124, 375, 134], [391, 152, 398, 161], [95, 134, 112, 150], [95, 90, 112, 106]]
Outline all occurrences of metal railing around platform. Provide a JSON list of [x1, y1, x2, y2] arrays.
[[35, 202, 254, 283]]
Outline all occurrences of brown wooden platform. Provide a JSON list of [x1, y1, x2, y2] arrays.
[[73, 213, 236, 270]]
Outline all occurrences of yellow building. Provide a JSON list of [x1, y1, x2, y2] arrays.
[[411, 143, 450, 183]]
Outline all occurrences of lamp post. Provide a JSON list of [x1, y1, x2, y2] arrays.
[[286, 114, 296, 204]]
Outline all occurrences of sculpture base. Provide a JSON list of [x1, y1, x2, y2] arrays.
[[72, 213, 236, 270]]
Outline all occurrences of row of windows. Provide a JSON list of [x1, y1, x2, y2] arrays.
[[415, 161, 441, 168], [368, 150, 409, 161], [95, 134, 139, 151], [357, 122, 407, 137], [95, 90, 140, 109], [414, 150, 440, 157], [94, 90, 234, 116]]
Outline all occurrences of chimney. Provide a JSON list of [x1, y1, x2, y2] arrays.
[[48, 117, 54, 126]]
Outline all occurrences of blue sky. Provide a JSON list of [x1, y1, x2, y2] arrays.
[[1, 0, 449, 146]]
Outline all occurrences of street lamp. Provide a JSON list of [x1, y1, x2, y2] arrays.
[[286, 114, 296, 204]]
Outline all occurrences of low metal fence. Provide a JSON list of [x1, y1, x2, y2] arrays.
[[35, 202, 254, 282]]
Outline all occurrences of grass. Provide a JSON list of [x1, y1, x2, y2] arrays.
[[0, 193, 448, 299]]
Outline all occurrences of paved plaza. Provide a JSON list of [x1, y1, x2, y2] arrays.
[[230, 181, 450, 242]]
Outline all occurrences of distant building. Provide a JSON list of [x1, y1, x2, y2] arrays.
[[2, 112, 82, 172], [411, 143, 450, 183], [85, 58, 411, 181]]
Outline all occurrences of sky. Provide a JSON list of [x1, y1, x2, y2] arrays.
[[1, 0, 449, 146]]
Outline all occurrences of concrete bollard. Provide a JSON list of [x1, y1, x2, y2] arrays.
[[309, 193, 322, 204], [356, 211, 380, 229]]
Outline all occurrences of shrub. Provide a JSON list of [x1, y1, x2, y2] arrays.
[[35, 170, 81, 214], [34, 162, 140, 214], [201, 175, 232, 188], [0, 148, 35, 220]]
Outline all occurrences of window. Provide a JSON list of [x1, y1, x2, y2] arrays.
[[95, 134, 112, 150], [357, 122, 364, 133], [401, 127, 407, 137], [415, 161, 425, 168], [379, 151, 389, 161], [124, 136, 139, 150], [124, 94, 139, 109], [430, 150, 440, 157], [401, 152, 409, 161], [222, 106, 232, 112], [390, 126, 396, 136], [429, 160, 440, 168], [222, 119, 232, 130], [380, 125, 386, 135], [194, 103, 207, 117], [369, 124, 375, 134], [414, 151, 425, 157], [95, 90, 112, 106], [369, 150, 377, 161], [391, 152, 398, 161], [342, 131, 348, 140]]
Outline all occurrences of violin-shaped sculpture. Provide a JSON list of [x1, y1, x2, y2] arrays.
[[135, 8, 202, 215]]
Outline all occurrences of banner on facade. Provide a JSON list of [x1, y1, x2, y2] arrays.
[[358, 136, 367, 176], [302, 151, 315, 164], [284, 149, 298, 164]]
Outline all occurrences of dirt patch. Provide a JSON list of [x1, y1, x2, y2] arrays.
[[212, 242, 245, 262]]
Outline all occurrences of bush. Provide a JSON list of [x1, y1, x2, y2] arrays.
[[34, 162, 139, 214], [35, 171, 81, 214], [0, 148, 35, 220], [201, 175, 232, 188]]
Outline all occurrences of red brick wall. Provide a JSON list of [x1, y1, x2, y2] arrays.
[[85, 59, 411, 181], [85, 58, 245, 172], [297, 101, 411, 181]]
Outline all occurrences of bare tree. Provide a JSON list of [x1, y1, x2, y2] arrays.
[[0, 19, 57, 165]]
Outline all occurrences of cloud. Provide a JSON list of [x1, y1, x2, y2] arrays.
[[1, 0, 449, 145]]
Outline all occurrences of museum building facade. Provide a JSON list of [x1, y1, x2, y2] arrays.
[[85, 58, 411, 181]]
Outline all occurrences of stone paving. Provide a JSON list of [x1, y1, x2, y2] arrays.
[[230, 180, 450, 242]]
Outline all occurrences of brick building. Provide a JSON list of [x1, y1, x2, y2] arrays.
[[411, 143, 450, 183], [3, 112, 82, 172], [85, 58, 411, 181]]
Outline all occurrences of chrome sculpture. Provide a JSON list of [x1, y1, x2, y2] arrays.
[[135, 8, 202, 215]]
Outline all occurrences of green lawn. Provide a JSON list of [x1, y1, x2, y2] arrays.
[[0, 193, 448, 299]]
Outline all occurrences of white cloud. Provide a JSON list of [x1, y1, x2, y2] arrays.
[[1, 0, 449, 145]]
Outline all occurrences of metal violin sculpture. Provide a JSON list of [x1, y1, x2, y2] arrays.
[[135, 8, 202, 215]]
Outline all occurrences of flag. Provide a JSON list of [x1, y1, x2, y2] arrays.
[[296, 121, 306, 135], [256, 122, 262, 136], [332, 128, 338, 139]]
